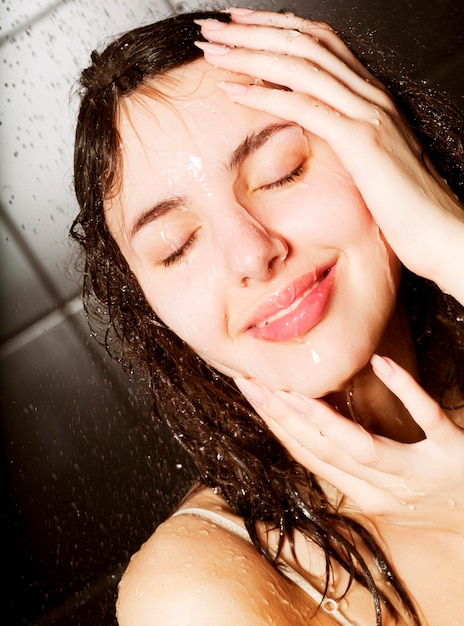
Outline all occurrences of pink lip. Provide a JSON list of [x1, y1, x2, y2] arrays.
[[245, 263, 336, 341]]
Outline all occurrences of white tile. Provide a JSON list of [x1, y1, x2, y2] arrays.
[[0, 0, 60, 38], [0, 214, 56, 343], [0, 0, 171, 302]]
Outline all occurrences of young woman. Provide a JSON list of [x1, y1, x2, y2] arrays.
[[72, 8, 464, 625]]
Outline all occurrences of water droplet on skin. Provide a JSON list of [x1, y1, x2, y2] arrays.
[[406, 503, 415, 511], [289, 64, 297, 72], [442, 494, 456, 509], [370, 108, 381, 126], [312, 66, 319, 73]]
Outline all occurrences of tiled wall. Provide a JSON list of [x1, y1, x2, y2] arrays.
[[1, 0, 463, 624]]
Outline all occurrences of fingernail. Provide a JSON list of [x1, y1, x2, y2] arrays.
[[194, 41, 231, 55], [217, 81, 250, 96], [235, 378, 267, 406], [225, 7, 255, 15], [275, 390, 313, 414], [370, 354, 395, 380], [194, 18, 227, 30]]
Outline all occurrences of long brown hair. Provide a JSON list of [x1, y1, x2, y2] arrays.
[[71, 10, 464, 625]]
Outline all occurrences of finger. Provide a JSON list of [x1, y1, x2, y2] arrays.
[[196, 44, 372, 120], [197, 19, 391, 110], [235, 378, 407, 479], [212, 51, 375, 120], [216, 81, 373, 151], [262, 411, 402, 516], [217, 81, 425, 199], [370, 355, 457, 443], [225, 9, 381, 84], [236, 379, 429, 515], [275, 390, 376, 458], [275, 390, 416, 477], [235, 377, 361, 466]]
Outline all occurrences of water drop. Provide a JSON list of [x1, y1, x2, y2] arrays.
[[322, 598, 339, 614], [442, 494, 456, 509]]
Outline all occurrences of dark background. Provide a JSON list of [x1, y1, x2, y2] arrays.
[[2, 0, 463, 624]]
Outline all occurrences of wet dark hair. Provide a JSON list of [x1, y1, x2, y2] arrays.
[[71, 9, 464, 626]]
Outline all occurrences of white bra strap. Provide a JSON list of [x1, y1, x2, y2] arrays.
[[172, 507, 355, 626], [173, 507, 253, 543]]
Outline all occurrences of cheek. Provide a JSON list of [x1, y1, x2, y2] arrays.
[[284, 180, 374, 246], [144, 273, 223, 350]]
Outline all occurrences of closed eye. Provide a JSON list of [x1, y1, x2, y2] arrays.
[[259, 164, 305, 191], [162, 229, 200, 267]]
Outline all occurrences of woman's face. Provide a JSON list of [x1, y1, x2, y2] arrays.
[[105, 59, 400, 396]]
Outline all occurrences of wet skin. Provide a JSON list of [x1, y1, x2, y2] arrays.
[[106, 59, 401, 398]]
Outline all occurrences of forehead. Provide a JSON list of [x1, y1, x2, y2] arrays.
[[107, 60, 282, 239], [116, 59, 279, 174]]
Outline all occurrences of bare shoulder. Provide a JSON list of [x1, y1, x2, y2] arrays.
[[116, 490, 320, 626]]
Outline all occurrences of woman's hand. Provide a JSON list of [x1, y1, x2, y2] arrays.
[[235, 355, 464, 533], [195, 9, 464, 303]]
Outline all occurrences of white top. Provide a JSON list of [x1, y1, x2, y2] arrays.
[[173, 506, 356, 626]]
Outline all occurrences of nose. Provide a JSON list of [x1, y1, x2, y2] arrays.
[[218, 207, 288, 287]]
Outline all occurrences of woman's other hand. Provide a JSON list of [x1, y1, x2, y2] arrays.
[[235, 355, 464, 534], [195, 9, 464, 303]]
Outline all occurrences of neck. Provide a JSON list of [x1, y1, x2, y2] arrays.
[[325, 298, 425, 443]]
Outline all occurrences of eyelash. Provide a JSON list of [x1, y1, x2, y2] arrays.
[[260, 163, 305, 191], [162, 229, 199, 268], [161, 163, 305, 267]]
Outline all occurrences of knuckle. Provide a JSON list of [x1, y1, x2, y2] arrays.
[[428, 403, 445, 424], [372, 88, 395, 110], [311, 21, 335, 34], [357, 450, 377, 466], [300, 20, 334, 38]]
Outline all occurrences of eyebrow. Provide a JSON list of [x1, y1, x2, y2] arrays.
[[129, 196, 188, 241], [129, 122, 294, 241], [226, 122, 293, 171]]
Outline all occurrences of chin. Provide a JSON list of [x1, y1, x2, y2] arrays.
[[279, 339, 378, 398]]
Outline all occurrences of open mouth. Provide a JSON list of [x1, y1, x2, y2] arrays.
[[246, 264, 336, 341], [254, 267, 333, 329]]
